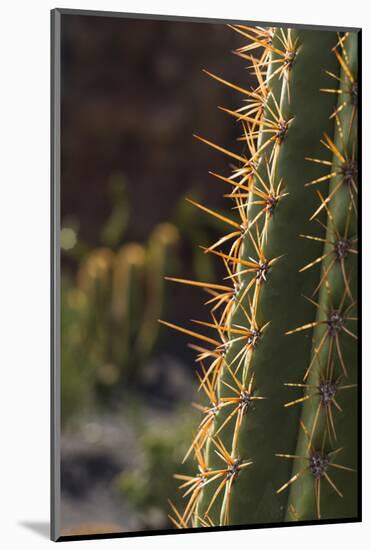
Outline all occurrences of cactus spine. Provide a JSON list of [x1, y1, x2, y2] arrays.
[[161, 26, 358, 527]]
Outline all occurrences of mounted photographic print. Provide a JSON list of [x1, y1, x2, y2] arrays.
[[51, 8, 361, 542]]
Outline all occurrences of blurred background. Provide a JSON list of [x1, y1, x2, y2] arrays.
[[60, 13, 254, 535]]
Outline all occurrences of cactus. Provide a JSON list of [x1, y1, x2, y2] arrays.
[[137, 223, 180, 361], [77, 247, 115, 373], [282, 31, 358, 522], [72, 223, 179, 390], [110, 223, 180, 382], [160, 26, 358, 527]]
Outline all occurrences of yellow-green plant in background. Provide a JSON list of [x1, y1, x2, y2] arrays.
[[61, 222, 179, 423]]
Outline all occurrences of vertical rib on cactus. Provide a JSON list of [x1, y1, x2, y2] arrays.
[[283, 31, 358, 521], [160, 25, 358, 528]]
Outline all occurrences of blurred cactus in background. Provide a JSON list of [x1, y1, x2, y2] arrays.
[[61, 172, 182, 424], [61, 221, 179, 424], [109, 223, 180, 384]]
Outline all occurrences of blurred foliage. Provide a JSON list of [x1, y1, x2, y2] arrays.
[[115, 410, 196, 528], [175, 188, 217, 283], [61, 173, 231, 426], [61, 173, 130, 262], [61, 224, 179, 425], [101, 174, 130, 248], [61, 277, 95, 422]]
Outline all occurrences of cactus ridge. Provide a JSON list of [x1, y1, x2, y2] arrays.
[[160, 26, 358, 527]]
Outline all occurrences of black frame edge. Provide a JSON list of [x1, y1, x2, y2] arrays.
[[53, 7, 361, 32], [57, 516, 361, 543], [51, 7, 61, 543]]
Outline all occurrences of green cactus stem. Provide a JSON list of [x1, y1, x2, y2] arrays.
[[160, 25, 358, 528], [283, 31, 358, 522]]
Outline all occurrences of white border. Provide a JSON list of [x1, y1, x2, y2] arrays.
[[1, 1, 369, 548]]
